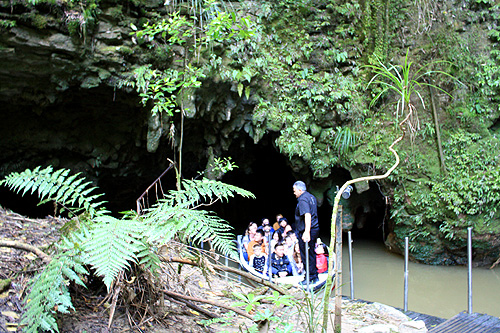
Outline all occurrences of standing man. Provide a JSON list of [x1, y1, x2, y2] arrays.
[[293, 181, 320, 285]]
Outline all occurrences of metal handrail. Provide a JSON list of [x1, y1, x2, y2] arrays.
[[136, 162, 175, 215]]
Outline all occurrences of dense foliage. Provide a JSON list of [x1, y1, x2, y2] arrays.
[[4, 0, 500, 263], [1, 166, 253, 331], [113, 0, 500, 261]]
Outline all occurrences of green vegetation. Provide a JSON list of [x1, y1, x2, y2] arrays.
[[0, 166, 254, 332], [117, 0, 500, 266], [200, 290, 325, 332], [0, 19, 16, 30]]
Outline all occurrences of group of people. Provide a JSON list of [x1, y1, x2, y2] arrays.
[[241, 181, 327, 285]]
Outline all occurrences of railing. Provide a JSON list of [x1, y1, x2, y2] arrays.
[[136, 162, 175, 215]]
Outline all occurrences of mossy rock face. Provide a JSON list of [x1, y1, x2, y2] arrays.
[[310, 123, 322, 137]]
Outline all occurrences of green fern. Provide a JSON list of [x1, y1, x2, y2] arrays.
[[83, 215, 144, 290], [0, 166, 107, 218], [21, 253, 88, 333], [2, 167, 254, 332], [143, 178, 254, 258]]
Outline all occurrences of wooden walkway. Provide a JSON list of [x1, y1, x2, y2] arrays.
[[429, 312, 500, 333]]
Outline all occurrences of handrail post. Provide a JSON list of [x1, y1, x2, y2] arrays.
[[404, 237, 409, 312], [305, 241, 310, 291], [348, 231, 354, 300], [468, 227, 473, 315]]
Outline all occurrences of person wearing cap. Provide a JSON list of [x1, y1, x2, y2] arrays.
[[293, 180, 320, 285]]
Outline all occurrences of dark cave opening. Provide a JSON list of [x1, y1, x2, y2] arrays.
[[345, 181, 388, 242], [0, 135, 388, 244], [0, 86, 387, 243]]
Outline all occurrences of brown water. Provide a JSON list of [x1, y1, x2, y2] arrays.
[[339, 239, 500, 319]]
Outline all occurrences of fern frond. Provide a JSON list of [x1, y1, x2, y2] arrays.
[[21, 254, 88, 333], [0, 166, 107, 218], [137, 240, 162, 276], [164, 178, 254, 208], [142, 179, 253, 258], [83, 215, 144, 290]]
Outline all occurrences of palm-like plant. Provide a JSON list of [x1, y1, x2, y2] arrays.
[[320, 51, 456, 332]]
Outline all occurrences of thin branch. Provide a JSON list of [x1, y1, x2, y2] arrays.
[[163, 289, 253, 320], [167, 257, 290, 295], [0, 239, 51, 263], [165, 293, 218, 318]]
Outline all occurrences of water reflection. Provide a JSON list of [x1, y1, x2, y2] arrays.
[[340, 239, 500, 319]]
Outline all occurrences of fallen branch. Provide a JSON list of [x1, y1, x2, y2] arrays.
[[0, 239, 51, 263], [164, 289, 253, 320], [168, 257, 290, 295], [165, 294, 218, 319]]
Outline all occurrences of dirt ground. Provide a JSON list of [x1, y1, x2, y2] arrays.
[[0, 207, 412, 332]]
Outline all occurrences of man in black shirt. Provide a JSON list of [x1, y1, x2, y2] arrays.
[[293, 180, 320, 284]]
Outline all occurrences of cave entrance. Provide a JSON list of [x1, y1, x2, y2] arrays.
[[0, 124, 388, 245], [211, 136, 388, 244], [343, 181, 388, 243], [212, 136, 297, 235]]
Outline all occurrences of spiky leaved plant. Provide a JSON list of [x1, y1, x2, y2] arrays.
[[320, 50, 457, 332], [0, 165, 253, 332]]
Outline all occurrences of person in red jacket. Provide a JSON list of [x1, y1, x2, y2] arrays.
[[315, 242, 328, 274]]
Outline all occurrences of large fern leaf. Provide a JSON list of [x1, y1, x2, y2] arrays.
[[83, 215, 144, 290], [142, 179, 254, 258], [0, 166, 107, 218]]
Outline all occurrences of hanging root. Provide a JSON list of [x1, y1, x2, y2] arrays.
[[490, 256, 500, 269]]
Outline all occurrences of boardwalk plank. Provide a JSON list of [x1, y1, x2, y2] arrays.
[[430, 312, 500, 333]]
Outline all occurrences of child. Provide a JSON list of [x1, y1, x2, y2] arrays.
[[249, 243, 267, 275], [315, 243, 328, 274], [247, 229, 267, 259], [271, 243, 292, 278]]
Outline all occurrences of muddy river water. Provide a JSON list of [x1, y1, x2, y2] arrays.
[[338, 239, 500, 319]]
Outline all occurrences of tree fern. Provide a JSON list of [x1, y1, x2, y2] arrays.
[[0, 166, 107, 218], [1, 167, 254, 331], [83, 215, 144, 290]]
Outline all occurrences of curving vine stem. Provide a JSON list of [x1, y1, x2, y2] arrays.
[[320, 107, 412, 332]]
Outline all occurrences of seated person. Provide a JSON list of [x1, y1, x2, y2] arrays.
[[315, 242, 329, 274], [262, 224, 272, 243], [247, 229, 267, 259], [293, 243, 304, 274], [271, 243, 292, 278], [258, 218, 270, 231], [270, 230, 282, 254], [249, 243, 267, 275], [242, 222, 258, 249], [276, 217, 289, 236], [273, 214, 283, 231], [242, 222, 258, 261], [284, 234, 296, 258]]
